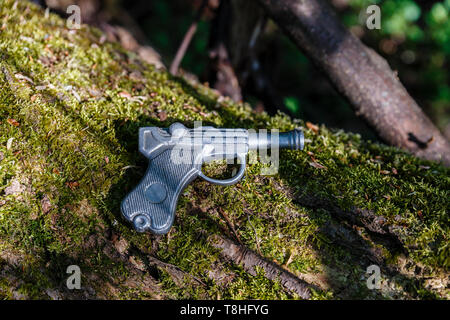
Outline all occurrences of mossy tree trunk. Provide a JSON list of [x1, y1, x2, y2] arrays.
[[0, 1, 448, 299]]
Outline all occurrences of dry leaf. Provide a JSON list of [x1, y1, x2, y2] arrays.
[[41, 195, 52, 214], [66, 181, 79, 190], [15, 73, 33, 83], [7, 118, 20, 127], [306, 121, 319, 134], [118, 91, 131, 98], [88, 88, 101, 97], [380, 170, 390, 175], [158, 111, 167, 121], [307, 151, 317, 162], [391, 168, 398, 175], [309, 161, 327, 169]]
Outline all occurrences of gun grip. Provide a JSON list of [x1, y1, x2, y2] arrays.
[[120, 149, 199, 234]]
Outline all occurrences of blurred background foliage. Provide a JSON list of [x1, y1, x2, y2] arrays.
[[118, 0, 449, 140]]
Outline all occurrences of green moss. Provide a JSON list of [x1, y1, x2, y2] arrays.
[[0, 0, 448, 299]]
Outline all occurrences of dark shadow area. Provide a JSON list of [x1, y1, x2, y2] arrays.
[[408, 132, 430, 149], [0, 249, 90, 299]]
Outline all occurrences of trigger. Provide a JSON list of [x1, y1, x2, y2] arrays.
[[199, 153, 246, 186]]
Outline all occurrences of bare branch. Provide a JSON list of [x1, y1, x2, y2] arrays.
[[255, 0, 450, 165], [170, 0, 209, 75]]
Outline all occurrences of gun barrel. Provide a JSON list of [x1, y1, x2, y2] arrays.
[[248, 129, 304, 151]]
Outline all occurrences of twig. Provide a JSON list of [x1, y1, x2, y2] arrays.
[[170, 0, 209, 75], [245, 209, 262, 255], [218, 207, 242, 244], [147, 255, 206, 286], [209, 234, 316, 299]]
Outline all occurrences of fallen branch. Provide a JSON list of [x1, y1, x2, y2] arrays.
[[255, 0, 450, 165], [146, 255, 206, 287], [218, 207, 243, 244], [208, 234, 315, 299]]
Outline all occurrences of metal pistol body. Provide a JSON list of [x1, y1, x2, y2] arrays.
[[120, 122, 304, 234]]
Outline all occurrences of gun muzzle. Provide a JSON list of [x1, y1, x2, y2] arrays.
[[248, 129, 304, 151]]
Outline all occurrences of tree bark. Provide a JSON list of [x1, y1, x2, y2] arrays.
[[209, 235, 314, 299], [255, 0, 450, 165], [206, 0, 243, 102]]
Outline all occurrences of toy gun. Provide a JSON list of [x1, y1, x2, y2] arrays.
[[121, 122, 304, 234]]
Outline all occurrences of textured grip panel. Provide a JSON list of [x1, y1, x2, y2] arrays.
[[120, 149, 199, 234]]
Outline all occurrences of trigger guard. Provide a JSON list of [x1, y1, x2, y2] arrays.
[[198, 153, 246, 186]]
